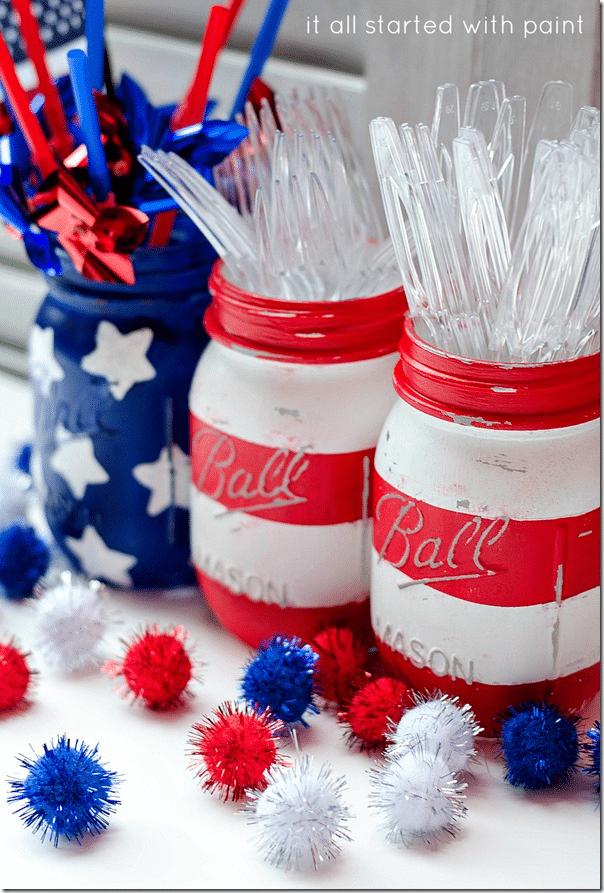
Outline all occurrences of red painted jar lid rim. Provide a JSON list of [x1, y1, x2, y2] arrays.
[[394, 315, 600, 429], [204, 260, 407, 363]]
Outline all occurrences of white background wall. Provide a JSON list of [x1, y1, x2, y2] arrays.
[[105, 0, 600, 121]]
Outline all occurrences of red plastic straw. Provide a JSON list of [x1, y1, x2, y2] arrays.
[[170, 5, 231, 131], [0, 30, 57, 179], [150, 1, 245, 247], [146, 208, 177, 248], [145, 205, 178, 247], [11, 0, 73, 158], [224, 0, 246, 43]]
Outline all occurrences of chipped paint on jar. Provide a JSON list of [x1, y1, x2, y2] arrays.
[[189, 261, 406, 647], [371, 316, 600, 733]]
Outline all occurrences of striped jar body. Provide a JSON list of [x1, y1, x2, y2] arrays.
[[189, 262, 406, 647], [371, 317, 600, 733]]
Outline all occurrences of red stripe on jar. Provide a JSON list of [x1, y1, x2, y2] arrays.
[[374, 636, 600, 736], [197, 570, 370, 649], [191, 415, 375, 526], [373, 472, 600, 607]]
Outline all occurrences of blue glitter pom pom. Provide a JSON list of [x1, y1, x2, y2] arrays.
[[241, 635, 320, 726], [583, 721, 600, 792], [15, 443, 32, 476], [7, 735, 121, 845], [500, 701, 580, 790], [0, 524, 50, 599]]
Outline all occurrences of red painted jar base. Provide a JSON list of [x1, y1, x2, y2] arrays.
[[376, 638, 601, 736], [197, 571, 371, 648]]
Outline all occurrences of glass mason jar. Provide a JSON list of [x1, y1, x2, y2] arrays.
[[189, 261, 407, 647], [29, 235, 216, 590], [371, 315, 600, 733]]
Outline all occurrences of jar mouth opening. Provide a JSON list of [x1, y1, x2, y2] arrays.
[[402, 313, 599, 371], [46, 231, 217, 299], [212, 260, 406, 310], [206, 260, 407, 364], [396, 314, 600, 430]]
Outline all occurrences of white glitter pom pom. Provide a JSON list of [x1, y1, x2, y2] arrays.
[[390, 695, 482, 773], [246, 755, 352, 871], [370, 746, 467, 847], [35, 573, 110, 670]]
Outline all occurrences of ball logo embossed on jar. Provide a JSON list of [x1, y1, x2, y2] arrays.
[[189, 262, 407, 647], [192, 427, 311, 515], [374, 483, 598, 605], [371, 316, 600, 733], [191, 421, 374, 524]]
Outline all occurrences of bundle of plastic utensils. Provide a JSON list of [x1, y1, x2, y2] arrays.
[[140, 87, 401, 301], [490, 111, 599, 362], [371, 79, 600, 361], [214, 86, 383, 243]]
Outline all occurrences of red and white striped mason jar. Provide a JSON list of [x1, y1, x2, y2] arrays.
[[371, 316, 600, 733], [189, 262, 406, 647]]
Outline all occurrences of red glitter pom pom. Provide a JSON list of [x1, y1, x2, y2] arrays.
[[188, 701, 289, 801], [0, 638, 32, 711], [339, 676, 413, 750], [311, 626, 370, 707], [102, 624, 196, 709]]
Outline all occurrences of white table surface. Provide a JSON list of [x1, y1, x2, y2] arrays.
[[0, 370, 600, 891]]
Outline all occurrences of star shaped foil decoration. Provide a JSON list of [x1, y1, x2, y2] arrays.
[[115, 72, 247, 214]]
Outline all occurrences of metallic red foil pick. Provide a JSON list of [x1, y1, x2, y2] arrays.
[[246, 76, 278, 118], [94, 91, 136, 197], [34, 168, 148, 285]]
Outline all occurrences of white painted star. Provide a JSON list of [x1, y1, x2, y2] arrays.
[[49, 430, 109, 499], [65, 525, 137, 587], [132, 444, 190, 516], [54, 422, 73, 444], [81, 320, 156, 400], [29, 325, 65, 397]]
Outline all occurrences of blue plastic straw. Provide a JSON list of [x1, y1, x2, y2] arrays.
[[67, 49, 111, 201], [85, 0, 105, 92], [230, 0, 290, 118], [0, 96, 29, 177]]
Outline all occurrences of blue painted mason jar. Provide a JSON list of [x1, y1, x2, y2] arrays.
[[28, 234, 216, 590]]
